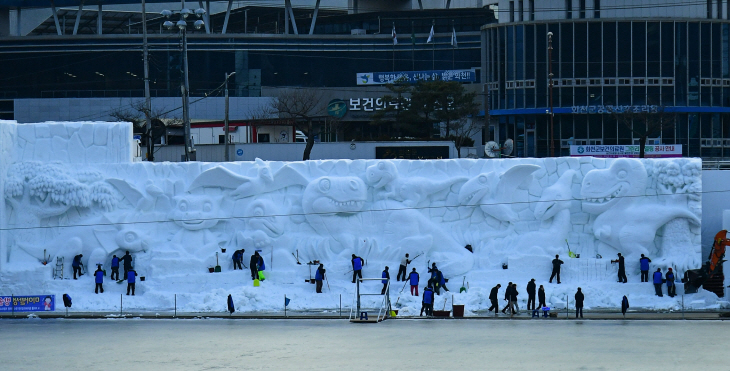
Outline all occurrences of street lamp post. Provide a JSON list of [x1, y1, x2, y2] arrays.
[[224, 72, 236, 161], [548, 31, 555, 157], [162, 1, 205, 162]]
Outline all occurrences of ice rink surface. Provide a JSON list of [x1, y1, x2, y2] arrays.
[[1, 318, 726, 370]]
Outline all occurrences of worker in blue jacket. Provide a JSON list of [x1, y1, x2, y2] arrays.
[[72, 254, 83, 279], [653, 268, 664, 297], [351, 254, 364, 283], [408, 268, 420, 296], [232, 249, 244, 270], [126, 267, 137, 296], [315, 264, 325, 293], [381, 266, 390, 295], [666, 268, 676, 297], [421, 286, 434, 316], [94, 265, 104, 294], [110, 255, 120, 281], [639, 254, 652, 282]]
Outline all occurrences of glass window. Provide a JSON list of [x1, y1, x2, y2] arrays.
[[574, 87, 587, 105], [560, 116, 573, 145], [713, 23, 721, 78], [647, 86, 660, 105], [617, 22, 631, 76], [701, 23, 711, 78], [530, 0, 535, 21], [507, 26, 514, 81], [661, 85, 674, 106], [574, 115, 587, 139], [603, 86, 616, 105], [561, 87, 573, 106], [723, 24, 729, 78], [588, 115, 602, 139], [702, 86, 711, 106], [566, 0, 573, 19], [525, 25, 535, 80], [516, 88, 525, 108], [579, 0, 586, 18], [660, 22, 674, 78], [589, 87, 602, 105], [617, 117, 632, 144], [633, 22, 646, 78], [707, 0, 713, 19], [603, 117, 617, 145], [633, 86, 646, 105], [574, 23, 587, 77], [519, 1, 524, 21], [603, 22, 616, 77], [647, 22, 660, 78], [701, 113, 712, 137], [618, 86, 631, 105], [594, 0, 601, 18], [560, 23, 573, 78], [510, 1, 515, 22], [588, 23, 602, 78], [536, 24, 547, 108], [516, 25, 524, 80]]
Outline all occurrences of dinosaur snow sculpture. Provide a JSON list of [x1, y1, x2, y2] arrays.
[[302, 176, 368, 252], [234, 199, 285, 250], [509, 170, 577, 253], [581, 158, 700, 261], [189, 159, 307, 198], [458, 164, 541, 222], [366, 161, 467, 207]]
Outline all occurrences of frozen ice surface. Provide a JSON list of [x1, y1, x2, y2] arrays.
[[0, 121, 713, 313], [0, 319, 728, 370]]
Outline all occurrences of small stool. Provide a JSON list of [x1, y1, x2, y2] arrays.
[[532, 309, 540, 318], [360, 312, 368, 320], [542, 307, 550, 318]]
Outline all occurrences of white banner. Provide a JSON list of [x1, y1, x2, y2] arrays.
[[570, 145, 682, 158]]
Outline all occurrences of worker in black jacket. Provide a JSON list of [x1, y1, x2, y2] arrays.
[[526, 278, 537, 311], [501, 282, 513, 314], [538, 285, 547, 308], [250, 251, 260, 280], [575, 287, 585, 318], [488, 284, 501, 315], [549, 255, 564, 284], [611, 253, 627, 283]]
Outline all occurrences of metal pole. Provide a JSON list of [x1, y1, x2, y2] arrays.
[[566, 295, 568, 318], [356, 276, 360, 315], [339, 294, 342, 318], [284, 294, 287, 317], [143, 0, 153, 161], [682, 294, 684, 319], [174, 294, 177, 317], [548, 31, 555, 157], [120, 294, 123, 316], [224, 72, 232, 161], [182, 28, 191, 161], [11, 295, 13, 317]]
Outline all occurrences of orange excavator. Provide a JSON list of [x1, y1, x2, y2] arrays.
[[683, 230, 728, 295]]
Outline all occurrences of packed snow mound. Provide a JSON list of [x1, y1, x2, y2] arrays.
[[0, 121, 708, 312]]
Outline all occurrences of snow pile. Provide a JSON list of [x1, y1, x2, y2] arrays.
[[0, 121, 715, 313]]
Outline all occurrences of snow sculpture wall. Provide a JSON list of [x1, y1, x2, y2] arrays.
[[2, 146, 702, 278], [13, 122, 133, 164]]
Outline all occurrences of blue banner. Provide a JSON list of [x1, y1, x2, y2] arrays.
[[0, 295, 55, 312], [356, 70, 476, 85]]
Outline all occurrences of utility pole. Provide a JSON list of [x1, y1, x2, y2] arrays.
[[142, 0, 153, 161], [224, 72, 236, 161], [548, 31, 555, 158]]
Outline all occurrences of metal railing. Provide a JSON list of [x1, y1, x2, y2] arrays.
[[349, 278, 391, 322]]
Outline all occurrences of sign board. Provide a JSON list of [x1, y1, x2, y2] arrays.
[[570, 145, 682, 158], [0, 295, 55, 312], [356, 70, 476, 85], [376, 146, 450, 159]]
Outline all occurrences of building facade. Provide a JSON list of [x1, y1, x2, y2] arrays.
[[483, 0, 730, 158]]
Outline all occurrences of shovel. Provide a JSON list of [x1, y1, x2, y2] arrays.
[[460, 276, 467, 293], [215, 252, 222, 272]]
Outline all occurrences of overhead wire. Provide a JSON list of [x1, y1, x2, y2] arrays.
[[0, 186, 713, 232]]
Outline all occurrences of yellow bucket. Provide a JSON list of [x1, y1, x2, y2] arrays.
[[253, 279, 260, 287]]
